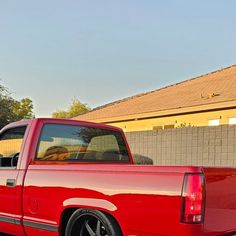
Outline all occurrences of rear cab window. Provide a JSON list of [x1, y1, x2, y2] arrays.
[[36, 124, 130, 163], [0, 126, 27, 168]]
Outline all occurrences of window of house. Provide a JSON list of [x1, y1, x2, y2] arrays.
[[153, 124, 175, 130], [35, 124, 130, 163], [228, 117, 236, 125], [0, 126, 27, 167], [163, 124, 175, 129], [153, 125, 163, 131], [208, 119, 220, 126]]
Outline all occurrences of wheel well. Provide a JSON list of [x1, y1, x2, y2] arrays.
[[60, 208, 78, 236], [103, 210, 123, 235], [60, 207, 123, 236]]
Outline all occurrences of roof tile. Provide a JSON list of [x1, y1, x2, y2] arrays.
[[77, 65, 236, 121]]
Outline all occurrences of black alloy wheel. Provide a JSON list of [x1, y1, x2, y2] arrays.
[[65, 209, 122, 236]]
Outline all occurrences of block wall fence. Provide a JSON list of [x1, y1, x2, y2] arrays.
[[125, 125, 236, 166]]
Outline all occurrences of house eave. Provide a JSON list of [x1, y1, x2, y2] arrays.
[[79, 100, 236, 123]]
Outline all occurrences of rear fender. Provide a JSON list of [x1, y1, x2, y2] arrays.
[[63, 197, 117, 212], [60, 198, 120, 235]]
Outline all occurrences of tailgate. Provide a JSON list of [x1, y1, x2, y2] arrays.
[[203, 167, 236, 235]]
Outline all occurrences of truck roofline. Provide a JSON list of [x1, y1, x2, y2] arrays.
[[0, 119, 34, 132], [1, 118, 123, 133]]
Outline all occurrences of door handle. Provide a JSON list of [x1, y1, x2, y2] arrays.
[[6, 179, 16, 187]]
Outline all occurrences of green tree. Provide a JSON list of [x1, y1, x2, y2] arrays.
[[52, 110, 68, 119], [13, 98, 34, 119], [52, 99, 91, 118], [0, 85, 17, 128], [0, 84, 34, 129]]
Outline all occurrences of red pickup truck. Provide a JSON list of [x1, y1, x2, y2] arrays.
[[0, 118, 236, 236]]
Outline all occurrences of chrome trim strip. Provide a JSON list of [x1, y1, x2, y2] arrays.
[[23, 220, 59, 232], [0, 215, 21, 225], [0, 216, 58, 232]]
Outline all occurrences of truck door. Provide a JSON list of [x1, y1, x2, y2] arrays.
[[0, 125, 27, 235]]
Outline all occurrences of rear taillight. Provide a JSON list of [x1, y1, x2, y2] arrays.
[[181, 173, 205, 224]]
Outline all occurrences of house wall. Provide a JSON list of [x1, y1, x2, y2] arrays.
[[106, 109, 236, 132], [125, 124, 236, 166]]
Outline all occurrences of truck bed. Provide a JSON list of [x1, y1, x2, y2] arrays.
[[23, 164, 198, 236], [203, 167, 236, 235]]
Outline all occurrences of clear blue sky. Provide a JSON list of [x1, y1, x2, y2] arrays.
[[1, 0, 236, 117]]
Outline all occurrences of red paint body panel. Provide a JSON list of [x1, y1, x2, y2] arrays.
[[0, 118, 236, 236], [23, 164, 199, 236], [203, 168, 236, 235]]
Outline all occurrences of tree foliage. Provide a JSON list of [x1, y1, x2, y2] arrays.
[[0, 84, 34, 129], [13, 98, 34, 119], [52, 99, 91, 119], [0, 85, 16, 129]]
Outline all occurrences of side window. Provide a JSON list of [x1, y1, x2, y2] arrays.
[[0, 126, 27, 168], [36, 124, 130, 163], [208, 119, 220, 126], [229, 117, 236, 125]]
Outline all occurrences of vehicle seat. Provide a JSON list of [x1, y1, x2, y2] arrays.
[[43, 146, 69, 161], [100, 150, 120, 162]]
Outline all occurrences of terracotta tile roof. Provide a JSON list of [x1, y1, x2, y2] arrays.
[[76, 65, 236, 121]]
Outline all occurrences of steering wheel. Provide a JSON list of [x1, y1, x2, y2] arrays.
[[11, 152, 20, 167]]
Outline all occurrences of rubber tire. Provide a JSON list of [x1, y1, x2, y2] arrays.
[[65, 209, 122, 236]]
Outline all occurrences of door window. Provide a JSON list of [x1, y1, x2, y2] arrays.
[[0, 126, 27, 167]]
